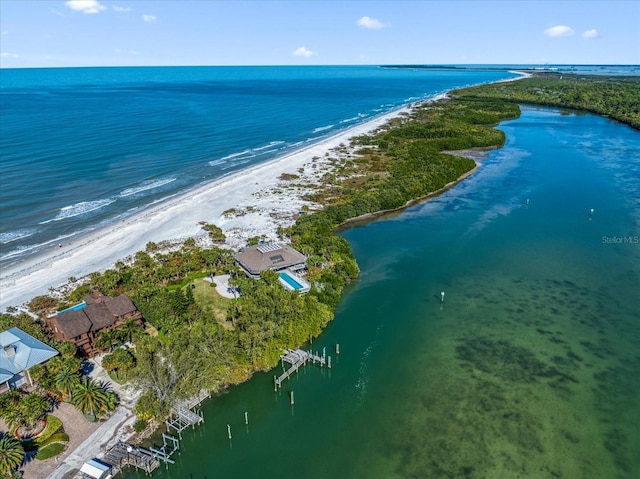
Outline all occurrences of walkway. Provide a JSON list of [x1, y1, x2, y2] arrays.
[[203, 274, 237, 299]]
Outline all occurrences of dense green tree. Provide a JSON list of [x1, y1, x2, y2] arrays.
[[0, 435, 24, 476], [94, 329, 119, 352], [56, 341, 78, 359], [115, 319, 140, 344], [2, 393, 50, 431], [18, 393, 50, 430], [55, 369, 80, 396], [102, 348, 136, 380], [70, 378, 109, 417]]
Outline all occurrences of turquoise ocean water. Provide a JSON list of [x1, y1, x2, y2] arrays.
[[0, 66, 515, 267], [2, 65, 638, 477], [120, 106, 639, 477]]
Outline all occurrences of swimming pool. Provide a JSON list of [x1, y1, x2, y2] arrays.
[[57, 301, 87, 314], [279, 271, 310, 293]]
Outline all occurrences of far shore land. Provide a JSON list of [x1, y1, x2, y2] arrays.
[[0, 72, 529, 312]]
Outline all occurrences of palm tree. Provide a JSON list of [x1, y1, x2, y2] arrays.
[[0, 435, 24, 475], [55, 369, 80, 396], [71, 378, 107, 417], [18, 393, 49, 430], [103, 391, 119, 414], [116, 319, 139, 344], [94, 329, 118, 352]]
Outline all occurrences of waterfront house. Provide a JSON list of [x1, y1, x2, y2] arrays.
[[234, 243, 307, 278], [0, 327, 58, 393], [45, 291, 142, 357]]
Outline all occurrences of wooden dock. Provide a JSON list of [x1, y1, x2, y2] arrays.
[[274, 349, 327, 388], [98, 391, 210, 476], [166, 390, 208, 437], [103, 442, 161, 475]]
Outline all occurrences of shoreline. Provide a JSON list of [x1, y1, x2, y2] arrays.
[[336, 160, 482, 231], [8, 73, 533, 478], [0, 101, 425, 311], [1, 72, 530, 312]]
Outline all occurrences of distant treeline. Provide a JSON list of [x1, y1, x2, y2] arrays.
[[455, 74, 640, 130]]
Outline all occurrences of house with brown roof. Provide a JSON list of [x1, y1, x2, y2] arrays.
[[234, 243, 307, 278], [45, 292, 142, 356]]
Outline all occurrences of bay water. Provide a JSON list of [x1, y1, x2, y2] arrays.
[[121, 107, 640, 478]]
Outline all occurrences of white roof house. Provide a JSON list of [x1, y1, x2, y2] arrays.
[[80, 459, 112, 479], [0, 327, 58, 391]]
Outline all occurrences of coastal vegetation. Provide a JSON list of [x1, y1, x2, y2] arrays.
[[37, 88, 521, 420], [454, 73, 640, 130], [4, 72, 637, 445]]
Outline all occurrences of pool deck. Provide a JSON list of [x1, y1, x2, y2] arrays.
[[278, 270, 311, 293]]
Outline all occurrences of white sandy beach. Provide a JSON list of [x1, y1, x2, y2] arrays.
[[1, 72, 530, 312], [0, 103, 422, 311]]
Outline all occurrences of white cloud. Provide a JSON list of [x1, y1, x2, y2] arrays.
[[583, 29, 599, 39], [357, 16, 387, 30], [113, 6, 131, 13], [1, 52, 20, 58], [293, 46, 316, 58], [142, 14, 157, 23], [544, 25, 574, 37], [65, 0, 107, 14], [2, 31, 7, 36]]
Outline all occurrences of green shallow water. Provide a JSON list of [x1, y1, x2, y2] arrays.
[[122, 107, 640, 479]]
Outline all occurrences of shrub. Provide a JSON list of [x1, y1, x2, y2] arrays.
[[38, 432, 69, 447], [133, 419, 148, 433], [34, 416, 63, 445], [35, 442, 65, 460], [27, 295, 57, 313]]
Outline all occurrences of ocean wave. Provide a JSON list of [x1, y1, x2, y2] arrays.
[[40, 198, 116, 224], [220, 157, 254, 170], [211, 141, 287, 166], [312, 124, 334, 133], [219, 149, 252, 161], [208, 158, 228, 167], [0, 228, 37, 244], [339, 113, 367, 124], [119, 177, 176, 197], [253, 140, 285, 152], [0, 232, 77, 261]]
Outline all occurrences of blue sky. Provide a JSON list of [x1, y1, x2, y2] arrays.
[[1, 0, 638, 68]]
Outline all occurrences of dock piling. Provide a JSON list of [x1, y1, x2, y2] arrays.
[[227, 424, 232, 440], [290, 391, 295, 405], [244, 411, 248, 425]]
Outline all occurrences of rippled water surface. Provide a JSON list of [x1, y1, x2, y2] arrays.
[[120, 107, 639, 478]]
